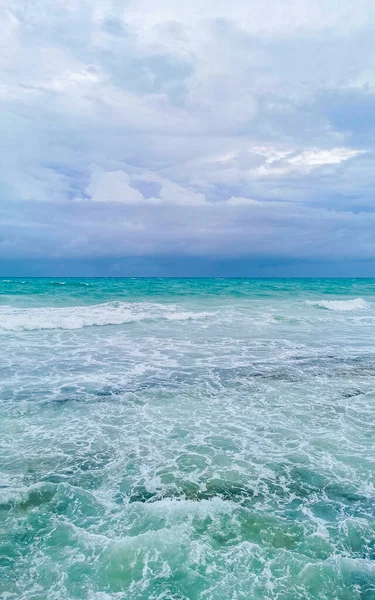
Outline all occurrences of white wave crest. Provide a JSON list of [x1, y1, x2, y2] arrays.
[[0, 302, 211, 332], [307, 298, 370, 311]]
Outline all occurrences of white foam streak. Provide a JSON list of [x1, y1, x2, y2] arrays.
[[0, 302, 211, 331]]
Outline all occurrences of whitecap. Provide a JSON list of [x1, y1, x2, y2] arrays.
[[306, 298, 370, 311], [0, 301, 212, 332]]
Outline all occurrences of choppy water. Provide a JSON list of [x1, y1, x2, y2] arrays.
[[1, 278, 375, 600]]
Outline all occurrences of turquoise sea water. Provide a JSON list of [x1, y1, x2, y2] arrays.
[[1, 278, 375, 599]]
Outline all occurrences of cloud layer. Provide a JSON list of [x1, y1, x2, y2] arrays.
[[1, 0, 375, 272]]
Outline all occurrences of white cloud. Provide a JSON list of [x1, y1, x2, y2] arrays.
[[226, 196, 262, 206], [287, 148, 364, 167], [86, 169, 144, 204], [85, 169, 206, 206], [157, 180, 206, 205]]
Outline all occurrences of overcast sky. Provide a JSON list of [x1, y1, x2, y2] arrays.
[[1, 0, 375, 276]]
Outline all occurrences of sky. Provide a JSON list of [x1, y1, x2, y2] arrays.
[[1, 0, 375, 277]]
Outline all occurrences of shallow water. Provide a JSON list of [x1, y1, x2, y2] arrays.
[[1, 278, 375, 599]]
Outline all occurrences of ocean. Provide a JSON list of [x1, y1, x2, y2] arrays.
[[1, 278, 375, 599]]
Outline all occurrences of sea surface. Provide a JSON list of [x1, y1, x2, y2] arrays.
[[1, 278, 375, 600]]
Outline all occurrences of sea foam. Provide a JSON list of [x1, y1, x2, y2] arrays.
[[0, 301, 210, 331], [307, 298, 369, 311]]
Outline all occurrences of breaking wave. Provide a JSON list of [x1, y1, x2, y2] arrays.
[[0, 302, 211, 331], [307, 298, 370, 312]]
